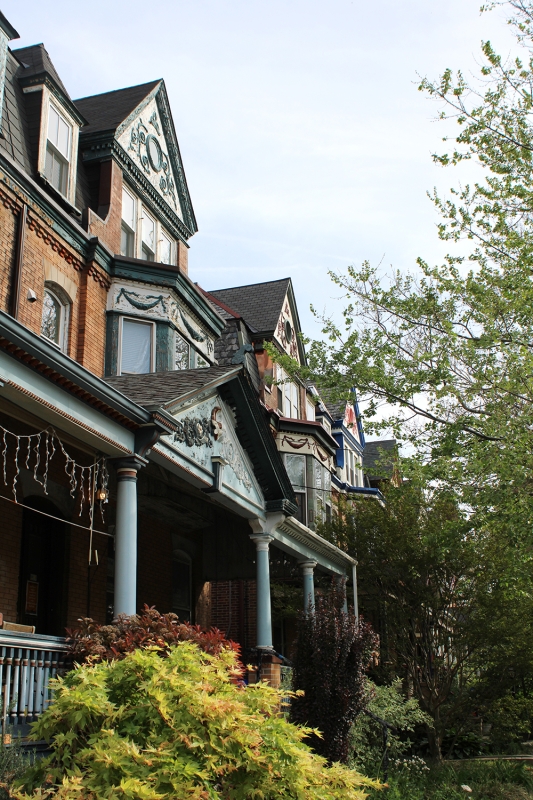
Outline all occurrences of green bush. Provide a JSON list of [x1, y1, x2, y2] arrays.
[[15, 643, 380, 800], [351, 679, 432, 777], [0, 736, 31, 800], [485, 695, 533, 749]]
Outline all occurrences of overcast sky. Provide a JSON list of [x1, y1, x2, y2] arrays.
[[3, 0, 515, 342]]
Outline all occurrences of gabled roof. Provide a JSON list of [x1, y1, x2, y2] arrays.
[[105, 366, 297, 513], [363, 440, 397, 474], [74, 81, 160, 135], [209, 278, 291, 334], [105, 365, 237, 410], [12, 44, 71, 99]]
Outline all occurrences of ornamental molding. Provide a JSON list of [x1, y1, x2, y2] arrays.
[[112, 284, 213, 355], [126, 114, 179, 212], [165, 398, 254, 491], [280, 434, 329, 463]]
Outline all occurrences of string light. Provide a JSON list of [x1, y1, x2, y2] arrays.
[[0, 423, 109, 521]]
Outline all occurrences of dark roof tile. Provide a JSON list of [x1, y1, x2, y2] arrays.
[[74, 81, 160, 135], [12, 43, 71, 99], [105, 365, 239, 409], [209, 278, 290, 334], [363, 440, 397, 474]]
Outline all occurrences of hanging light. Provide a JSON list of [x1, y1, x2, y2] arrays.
[[96, 486, 109, 503]]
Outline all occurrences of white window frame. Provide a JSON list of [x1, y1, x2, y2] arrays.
[[36, 88, 79, 205], [121, 187, 137, 258], [41, 284, 70, 352], [119, 182, 176, 264], [118, 317, 155, 375]]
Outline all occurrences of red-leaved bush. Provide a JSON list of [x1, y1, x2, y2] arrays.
[[66, 605, 241, 665]]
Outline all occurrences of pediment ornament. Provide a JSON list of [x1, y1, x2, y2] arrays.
[[127, 115, 177, 210]]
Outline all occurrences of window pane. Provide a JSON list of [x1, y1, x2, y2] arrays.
[[121, 320, 152, 374], [306, 399, 315, 421], [142, 210, 155, 252], [160, 232, 172, 265], [122, 189, 136, 229], [172, 558, 191, 619], [47, 105, 59, 146], [285, 454, 306, 491], [121, 224, 135, 258], [175, 333, 189, 370], [45, 146, 68, 195], [196, 353, 209, 368], [314, 459, 323, 490], [41, 290, 60, 343], [56, 115, 70, 157]]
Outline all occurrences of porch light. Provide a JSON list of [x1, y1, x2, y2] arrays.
[[96, 487, 109, 503]]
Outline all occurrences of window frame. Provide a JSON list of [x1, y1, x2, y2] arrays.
[[118, 316, 155, 376], [119, 182, 176, 264], [37, 89, 79, 205], [121, 187, 137, 258], [41, 284, 70, 353]]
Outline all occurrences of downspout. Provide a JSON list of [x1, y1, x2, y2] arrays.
[[10, 204, 27, 319]]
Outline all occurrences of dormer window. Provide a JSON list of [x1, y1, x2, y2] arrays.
[[45, 104, 72, 197]]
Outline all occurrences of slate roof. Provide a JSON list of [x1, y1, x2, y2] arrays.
[[363, 440, 397, 474], [209, 278, 291, 334], [74, 81, 160, 135], [1, 51, 31, 173], [105, 365, 240, 409], [12, 44, 71, 100], [323, 401, 345, 422]]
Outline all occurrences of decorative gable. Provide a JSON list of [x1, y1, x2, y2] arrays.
[[274, 291, 300, 362], [117, 94, 183, 220]]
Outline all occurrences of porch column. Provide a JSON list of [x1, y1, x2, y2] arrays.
[[336, 574, 349, 613], [249, 512, 284, 651], [112, 456, 147, 617], [352, 562, 359, 622], [250, 534, 274, 649], [299, 560, 317, 613]]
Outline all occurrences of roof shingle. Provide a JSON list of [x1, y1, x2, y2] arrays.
[[74, 81, 160, 135], [209, 278, 290, 334], [12, 44, 71, 99]]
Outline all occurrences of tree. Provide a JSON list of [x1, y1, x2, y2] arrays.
[[319, 481, 519, 760], [16, 643, 378, 800], [290, 585, 378, 765]]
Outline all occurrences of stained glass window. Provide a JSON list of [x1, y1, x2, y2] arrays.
[[175, 333, 189, 370], [41, 289, 62, 345]]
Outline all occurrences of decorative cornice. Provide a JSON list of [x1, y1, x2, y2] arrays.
[[278, 515, 356, 569]]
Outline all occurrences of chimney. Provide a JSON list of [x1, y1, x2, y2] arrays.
[[0, 11, 19, 133]]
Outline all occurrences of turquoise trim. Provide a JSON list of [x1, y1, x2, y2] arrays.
[[156, 322, 174, 372], [111, 256, 226, 337]]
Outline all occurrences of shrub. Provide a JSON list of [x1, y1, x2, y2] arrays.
[[290, 585, 378, 764], [0, 737, 31, 800], [351, 679, 432, 777], [66, 604, 239, 663], [14, 643, 379, 800]]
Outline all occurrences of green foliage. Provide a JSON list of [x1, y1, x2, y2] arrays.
[[367, 760, 533, 800], [66, 604, 239, 664], [351, 679, 432, 776], [290, 585, 378, 764], [15, 643, 379, 800], [485, 694, 533, 747], [0, 737, 32, 800]]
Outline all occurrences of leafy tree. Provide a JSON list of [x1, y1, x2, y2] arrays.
[[320, 483, 514, 760], [15, 643, 378, 800], [290, 585, 378, 764]]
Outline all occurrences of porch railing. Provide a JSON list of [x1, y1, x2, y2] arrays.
[[0, 630, 69, 731]]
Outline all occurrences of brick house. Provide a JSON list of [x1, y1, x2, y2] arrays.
[[0, 10, 358, 716]]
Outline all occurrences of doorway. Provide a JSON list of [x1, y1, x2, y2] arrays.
[[18, 497, 69, 636]]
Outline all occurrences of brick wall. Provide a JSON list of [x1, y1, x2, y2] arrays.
[[209, 579, 257, 656], [87, 160, 123, 257]]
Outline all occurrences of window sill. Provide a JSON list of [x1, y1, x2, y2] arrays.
[[37, 174, 82, 218]]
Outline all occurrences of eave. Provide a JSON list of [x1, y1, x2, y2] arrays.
[[277, 417, 338, 456], [0, 311, 151, 430]]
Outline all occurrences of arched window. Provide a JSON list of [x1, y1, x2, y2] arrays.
[[41, 285, 70, 351]]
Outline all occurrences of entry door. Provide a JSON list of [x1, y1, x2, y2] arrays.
[[18, 498, 68, 636]]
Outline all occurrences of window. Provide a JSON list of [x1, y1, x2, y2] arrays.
[[120, 319, 153, 374], [160, 231, 172, 265], [121, 188, 136, 257], [346, 449, 357, 487], [45, 104, 72, 196], [196, 352, 209, 368], [41, 286, 69, 351], [175, 333, 190, 370], [141, 210, 156, 261], [285, 454, 306, 525], [306, 398, 316, 421], [278, 368, 299, 418]]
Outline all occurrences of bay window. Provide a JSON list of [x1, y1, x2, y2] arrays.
[[120, 318, 153, 374], [141, 210, 156, 261], [119, 183, 176, 264]]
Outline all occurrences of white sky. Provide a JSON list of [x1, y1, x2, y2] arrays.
[[3, 0, 516, 344]]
